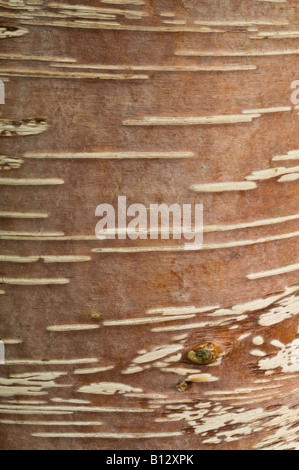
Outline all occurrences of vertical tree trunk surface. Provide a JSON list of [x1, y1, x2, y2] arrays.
[[1, 0, 299, 451]]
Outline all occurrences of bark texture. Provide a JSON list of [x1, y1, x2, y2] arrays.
[[1, 0, 299, 451]]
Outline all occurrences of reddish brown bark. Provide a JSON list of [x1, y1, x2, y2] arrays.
[[0, 0, 299, 450]]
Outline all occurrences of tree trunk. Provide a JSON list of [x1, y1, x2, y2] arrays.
[[1, 0, 299, 451]]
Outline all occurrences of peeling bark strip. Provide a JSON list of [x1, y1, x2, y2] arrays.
[[46, 324, 99, 332], [0, 155, 23, 170], [123, 105, 294, 127], [31, 432, 183, 439], [123, 114, 261, 126], [0, 372, 69, 397], [0, 230, 65, 238], [175, 49, 299, 57], [24, 151, 194, 159], [251, 31, 299, 39], [18, 19, 226, 33], [0, 420, 104, 426], [1, 0, 299, 452], [51, 63, 257, 73], [0, 26, 28, 38], [0, 178, 64, 185], [0, 69, 149, 80], [0, 403, 153, 412], [48, 2, 148, 19], [0, 255, 91, 263], [0, 278, 70, 285], [91, 229, 299, 253], [190, 182, 257, 193], [273, 149, 299, 161], [0, 211, 48, 218], [247, 263, 299, 280], [0, 54, 77, 63], [0, 0, 24, 8], [0, 119, 48, 136]]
